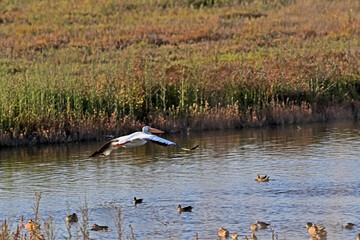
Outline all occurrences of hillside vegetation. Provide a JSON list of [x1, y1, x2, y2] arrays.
[[1, 0, 360, 146]]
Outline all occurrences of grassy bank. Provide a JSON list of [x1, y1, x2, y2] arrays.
[[1, 0, 360, 146]]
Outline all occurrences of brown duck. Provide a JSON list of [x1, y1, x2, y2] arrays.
[[218, 227, 229, 238], [66, 213, 78, 223], [256, 174, 270, 182], [91, 224, 108, 231], [177, 204, 193, 213], [306, 222, 327, 237], [256, 220, 270, 229]]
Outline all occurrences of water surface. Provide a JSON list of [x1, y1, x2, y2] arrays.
[[1, 121, 360, 239]]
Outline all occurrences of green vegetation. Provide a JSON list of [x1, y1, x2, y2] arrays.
[[1, 0, 359, 146]]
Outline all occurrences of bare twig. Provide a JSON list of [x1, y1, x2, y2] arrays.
[[44, 215, 57, 240], [129, 224, 135, 240], [32, 192, 42, 223], [114, 205, 123, 240], [152, 210, 168, 227], [79, 197, 90, 240], [65, 202, 73, 240]]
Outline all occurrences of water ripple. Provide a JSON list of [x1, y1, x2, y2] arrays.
[[0, 121, 359, 240]]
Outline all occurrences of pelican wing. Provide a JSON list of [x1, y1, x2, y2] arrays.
[[89, 140, 115, 157], [89, 138, 132, 157], [89, 131, 198, 157], [138, 133, 199, 151]]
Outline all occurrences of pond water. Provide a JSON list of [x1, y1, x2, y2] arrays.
[[0, 121, 360, 240]]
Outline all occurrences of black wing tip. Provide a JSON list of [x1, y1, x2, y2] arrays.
[[89, 151, 104, 158], [178, 144, 199, 151], [190, 145, 199, 150]]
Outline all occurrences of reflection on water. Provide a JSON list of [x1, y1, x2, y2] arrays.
[[1, 121, 360, 240]]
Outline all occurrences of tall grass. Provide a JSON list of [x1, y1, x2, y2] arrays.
[[0, 193, 137, 240], [0, 0, 359, 145]]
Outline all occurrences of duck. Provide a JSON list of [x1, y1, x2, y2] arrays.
[[249, 233, 257, 240], [177, 204, 193, 213], [25, 219, 40, 231], [256, 174, 270, 182], [133, 197, 143, 205], [66, 213, 78, 223], [194, 232, 199, 240], [256, 220, 270, 229], [91, 224, 108, 231], [306, 222, 327, 237], [250, 223, 258, 232], [231, 232, 238, 239], [344, 222, 355, 230], [218, 227, 229, 238]]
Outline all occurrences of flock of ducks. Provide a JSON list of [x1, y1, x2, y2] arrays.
[[215, 174, 358, 240], [62, 197, 147, 231], [24, 173, 358, 239], [216, 215, 357, 240], [65, 212, 108, 231], [218, 220, 270, 240]]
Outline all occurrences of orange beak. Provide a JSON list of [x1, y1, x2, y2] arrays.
[[148, 127, 164, 133]]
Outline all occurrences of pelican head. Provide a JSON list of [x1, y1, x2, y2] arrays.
[[142, 126, 164, 134]]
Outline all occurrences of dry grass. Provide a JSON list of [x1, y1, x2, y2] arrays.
[[0, 193, 136, 240], [1, 0, 360, 146]]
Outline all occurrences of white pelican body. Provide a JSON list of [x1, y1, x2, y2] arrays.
[[89, 126, 198, 157]]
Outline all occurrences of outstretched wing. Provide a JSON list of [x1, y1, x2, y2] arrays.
[[89, 139, 131, 157], [89, 141, 113, 157], [89, 132, 198, 157], [140, 134, 199, 151]]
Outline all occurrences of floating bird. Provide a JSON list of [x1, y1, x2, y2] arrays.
[[25, 220, 40, 231], [89, 126, 198, 157], [256, 221, 270, 229], [231, 232, 238, 239], [133, 197, 143, 205], [66, 213, 78, 223], [250, 223, 258, 232], [218, 227, 229, 238], [256, 174, 270, 182], [306, 222, 327, 237], [91, 224, 108, 231], [177, 204, 193, 213], [344, 222, 355, 230]]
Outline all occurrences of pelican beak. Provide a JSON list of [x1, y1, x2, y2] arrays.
[[149, 127, 164, 133]]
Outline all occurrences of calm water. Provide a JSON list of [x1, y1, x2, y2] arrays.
[[1, 121, 360, 240]]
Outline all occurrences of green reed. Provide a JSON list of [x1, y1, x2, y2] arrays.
[[0, 0, 359, 145]]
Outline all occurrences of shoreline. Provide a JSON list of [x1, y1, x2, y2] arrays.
[[1, 102, 359, 147]]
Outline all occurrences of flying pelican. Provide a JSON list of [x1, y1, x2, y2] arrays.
[[89, 126, 198, 157]]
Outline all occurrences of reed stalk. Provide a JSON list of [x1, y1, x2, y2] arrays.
[[0, 0, 359, 146]]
